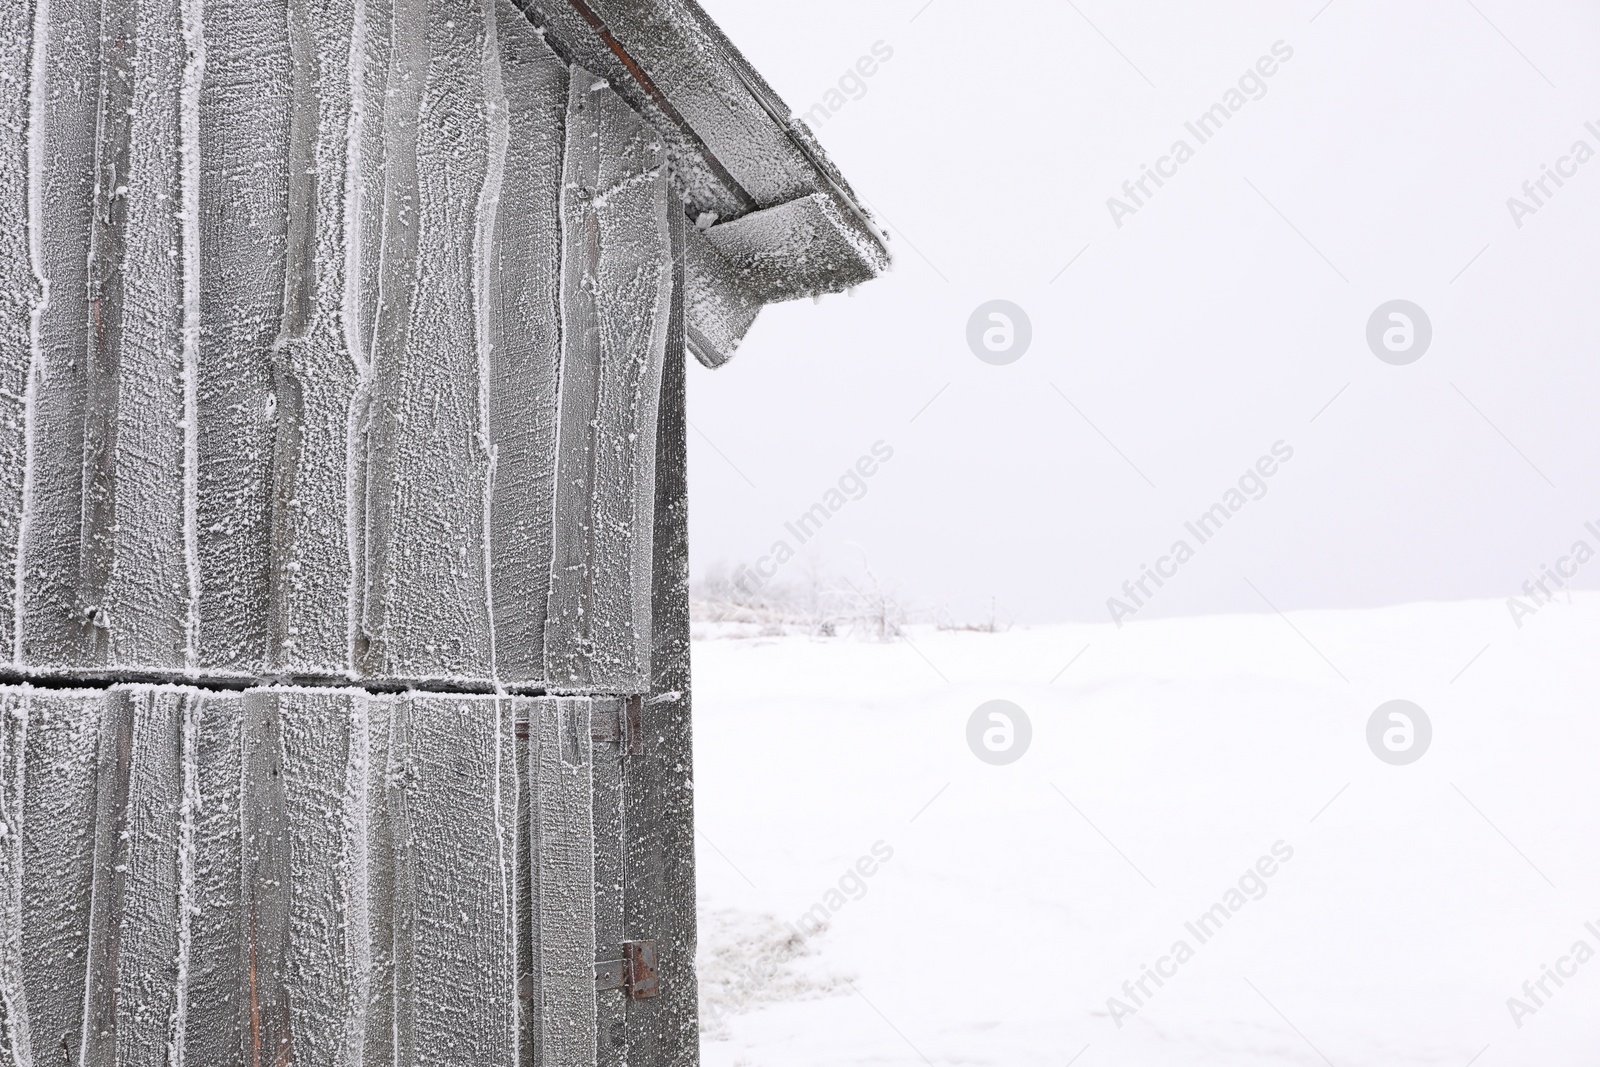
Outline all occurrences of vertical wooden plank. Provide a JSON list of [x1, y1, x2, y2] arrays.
[[193, 0, 291, 675], [360, 693, 398, 1067], [242, 687, 370, 1067], [590, 696, 625, 1067], [179, 690, 245, 1067], [546, 68, 671, 692], [530, 696, 596, 1067], [513, 697, 535, 1067], [262, 0, 365, 679], [20, 0, 101, 671], [346, 0, 396, 682], [357, 0, 495, 684], [18, 690, 100, 1067], [77, 691, 134, 1067], [484, 1, 568, 689], [350, 0, 394, 361], [382, 694, 418, 1067], [77, 0, 196, 672], [624, 226, 700, 1067], [282, 688, 369, 1066], [385, 693, 517, 1067], [239, 690, 293, 1067], [342, 687, 373, 1067], [0, 690, 30, 1067], [79, 687, 194, 1067], [0, 0, 41, 662]]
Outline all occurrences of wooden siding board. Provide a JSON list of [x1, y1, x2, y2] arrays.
[[624, 218, 699, 1066], [357, 0, 496, 684], [0, 0, 39, 664], [78, 688, 192, 1067], [547, 69, 671, 692], [360, 692, 398, 1067], [180, 690, 246, 1067], [591, 697, 625, 1067], [276, 689, 370, 1066], [18, 690, 100, 1067], [0, 691, 29, 1067], [20, 0, 99, 672], [263, 0, 364, 679], [485, 4, 568, 689], [354, 0, 423, 682], [387, 694, 518, 1067], [240, 691, 296, 1065], [529, 695, 597, 1067], [194, 0, 291, 676], [513, 697, 536, 1067], [87, 0, 194, 673]]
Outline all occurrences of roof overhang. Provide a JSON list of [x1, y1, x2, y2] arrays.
[[515, 0, 892, 366]]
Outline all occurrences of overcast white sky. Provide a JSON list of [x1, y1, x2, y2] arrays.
[[685, 0, 1600, 625]]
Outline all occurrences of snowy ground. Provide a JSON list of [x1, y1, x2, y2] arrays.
[[692, 596, 1600, 1067]]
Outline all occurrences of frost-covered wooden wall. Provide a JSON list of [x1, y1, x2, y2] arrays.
[[0, 678, 695, 1067], [0, 0, 700, 1061], [1, 0, 671, 693]]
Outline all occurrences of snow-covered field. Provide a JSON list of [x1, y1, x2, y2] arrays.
[[692, 596, 1600, 1066]]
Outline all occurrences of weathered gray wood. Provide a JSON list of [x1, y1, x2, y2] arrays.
[[79, 687, 194, 1067], [625, 219, 699, 1067], [361, 692, 398, 1067], [513, 698, 536, 1067], [194, 0, 291, 676], [263, 0, 364, 679], [591, 697, 626, 1066], [275, 688, 370, 1066], [18, 690, 100, 1067], [352, 0, 422, 681], [512, 0, 757, 222], [0, 0, 39, 664], [385, 694, 518, 1067], [185, 687, 377, 1067], [529, 696, 597, 1067], [356, 0, 495, 685], [179, 690, 245, 1067], [342, 689, 375, 1067], [484, 3, 568, 689], [681, 223, 761, 370], [547, 69, 671, 692], [0, 690, 30, 1067], [703, 192, 887, 304], [20, 0, 102, 671], [514, 0, 890, 304], [239, 690, 295, 1065], [78, 0, 197, 673]]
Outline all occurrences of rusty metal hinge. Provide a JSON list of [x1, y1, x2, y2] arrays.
[[590, 696, 643, 756], [595, 940, 660, 999]]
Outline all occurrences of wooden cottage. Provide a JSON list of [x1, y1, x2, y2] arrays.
[[0, 0, 888, 1064]]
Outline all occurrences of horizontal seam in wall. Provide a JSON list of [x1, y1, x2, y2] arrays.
[[0, 665, 555, 699]]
